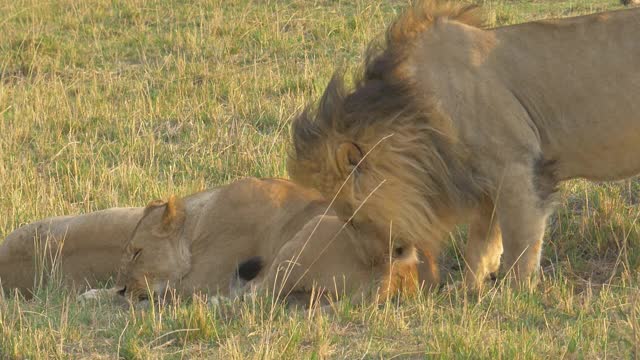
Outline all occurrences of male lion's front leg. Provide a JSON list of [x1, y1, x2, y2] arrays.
[[495, 164, 554, 289], [463, 201, 503, 291]]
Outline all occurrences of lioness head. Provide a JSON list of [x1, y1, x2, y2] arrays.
[[115, 195, 189, 301]]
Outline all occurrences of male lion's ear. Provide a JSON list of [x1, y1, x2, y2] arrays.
[[162, 195, 186, 231], [336, 142, 364, 176]]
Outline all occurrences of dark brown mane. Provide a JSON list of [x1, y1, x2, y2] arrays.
[[384, 0, 483, 50], [362, 0, 481, 84], [289, 1, 487, 248], [291, 0, 483, 160]]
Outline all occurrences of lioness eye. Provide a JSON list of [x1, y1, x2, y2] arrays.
[[133, 249, 142, 261]]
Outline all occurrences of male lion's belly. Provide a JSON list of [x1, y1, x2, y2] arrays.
[[551, 127, 640, 182]]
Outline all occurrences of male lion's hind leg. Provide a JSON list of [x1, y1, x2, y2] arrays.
[[463, 202, 503, 292], [495, 164, 555, 290]]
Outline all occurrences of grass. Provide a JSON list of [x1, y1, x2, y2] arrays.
[[1, 0, 638, 358]]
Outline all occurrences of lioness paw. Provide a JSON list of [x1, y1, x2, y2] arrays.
[[77, 289, 106, 303]]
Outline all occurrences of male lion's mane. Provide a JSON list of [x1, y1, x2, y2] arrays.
[[289, 1, 488, 251]]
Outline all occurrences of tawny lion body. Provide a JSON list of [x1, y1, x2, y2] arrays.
[[289, 2, 640, 289], [114, 178, 426, 304], [4, 178, 431, 303], [0, 208, 142, 297]]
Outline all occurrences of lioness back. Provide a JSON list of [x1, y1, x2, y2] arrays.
[[109, 177, 432, 304], [216, 179, 430, 301], [181, 178, 331, 294]]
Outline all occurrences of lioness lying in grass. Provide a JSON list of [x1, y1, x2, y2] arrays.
[[2, 178, 436, 305], [0, 207, 142, 298]]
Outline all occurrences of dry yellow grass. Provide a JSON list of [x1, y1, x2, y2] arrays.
[[1, 0, 638, 358]]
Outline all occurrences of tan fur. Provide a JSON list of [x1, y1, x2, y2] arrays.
[[289, 1, 640, 290], [161, 195, 185, 230], [0, 208, 143, 298], [621, 0, 640, 6], [3, 179, 432, 304], [113, 178, 431, 304]]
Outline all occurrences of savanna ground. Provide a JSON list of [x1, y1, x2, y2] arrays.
[[1, 0, 638, 358]]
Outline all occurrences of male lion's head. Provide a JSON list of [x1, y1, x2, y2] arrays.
[[115, 195, 190, 301], [288, 72, 459, 254], [288, 1, 482, 254]]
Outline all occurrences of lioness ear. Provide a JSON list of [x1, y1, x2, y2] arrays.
[[336, 142, 364, 176], [162, 195, 186, 231], [144, 199, 166, 217]]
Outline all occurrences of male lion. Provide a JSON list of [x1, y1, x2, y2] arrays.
[[288, 1, 640, 290], [0, 208, 142, 298], [110, 178, 428, 305]]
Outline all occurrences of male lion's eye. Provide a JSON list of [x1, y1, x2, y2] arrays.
[[133, 249, 142, 261]]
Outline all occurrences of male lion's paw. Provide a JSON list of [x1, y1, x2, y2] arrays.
[[442, 280, 480, 293]]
